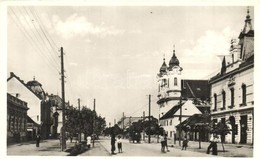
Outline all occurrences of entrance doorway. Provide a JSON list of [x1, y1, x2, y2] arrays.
[[229, 116, 236, 144], [240, 115, 247, 144]]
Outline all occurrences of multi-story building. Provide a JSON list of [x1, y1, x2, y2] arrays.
[[156, 49, 210, 138], [7, 72, 51, 139], [7, 93, 29, 143], [209, 8, 254, 144]]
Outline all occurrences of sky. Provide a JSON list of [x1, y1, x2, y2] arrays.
[[3, 3, 256, 126]]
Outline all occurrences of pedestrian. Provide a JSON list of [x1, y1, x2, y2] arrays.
[[70, 135, 73, 143], [36, 133, 41, 147], [111, 127, 116, 155], [117, 135, 123, 153], [182, 136, 188, 150], [164, 134, 170, 152], [160, 134, 166, 153], [207, 133, 220, 155], [87, 136, 91, 149]]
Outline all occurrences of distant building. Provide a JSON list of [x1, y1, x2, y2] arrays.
[[156, 49, 210, 139], [209, 8, 254, 144], [7, 72, 50, 139], [48, 94, 71, 138], [7, 93, 29, 144]]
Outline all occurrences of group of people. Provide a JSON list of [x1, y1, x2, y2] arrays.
[[159, 134, 170, 153], [111, 134, 123, 154], [207, 133, 221, 155]]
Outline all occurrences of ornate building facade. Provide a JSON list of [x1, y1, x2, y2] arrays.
[[7, 93, 29, 143], [209, 8, 254, 144]]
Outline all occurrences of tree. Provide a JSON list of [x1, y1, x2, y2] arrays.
[[65, 107, 106, 142], [213, 121, 231, 152]]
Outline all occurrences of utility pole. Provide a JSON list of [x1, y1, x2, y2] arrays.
[[143, 111, 145, 141], [179, 96, 182, 146], [122, 112, 125, 130], [148, 94, 151, 144], [78, 98, 81, 142], [60, 47, 66, 151], [78, 98, 81, 110], [92, 98, 96, 147]]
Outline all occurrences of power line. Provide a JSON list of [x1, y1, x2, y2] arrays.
[[22, 7, 60, 68], [8, 8, 60, 73], [14, 7, 60, 71], [29, 6, 60, 52]]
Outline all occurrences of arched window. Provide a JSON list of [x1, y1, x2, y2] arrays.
[[214, 94, 217, 111], [174, 77, 177, 86], [222, 91, 226, 109], [242, 84, 247, 105]]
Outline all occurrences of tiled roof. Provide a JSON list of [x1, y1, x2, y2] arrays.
[[176, 113, 210, 128], [181, 80, 210, 101], [159, 103, 184, 120]]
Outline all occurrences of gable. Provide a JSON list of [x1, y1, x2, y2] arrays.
[[160, 100, 202, 120]]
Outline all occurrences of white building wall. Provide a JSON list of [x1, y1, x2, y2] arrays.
[[210, 66, 253, 144], [8, 78, 42, 125]]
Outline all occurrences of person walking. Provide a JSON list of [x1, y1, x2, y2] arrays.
[[160, 134, 166, 153], [117, 135, 123, 153], [110, 127, 116, 155], [36, 133, 41, 147], [164, 134, 170, 152], [207, 133, 220, 155], [182, 136, 188, 150], [87, 136, 91, 149]]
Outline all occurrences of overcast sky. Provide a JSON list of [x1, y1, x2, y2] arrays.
[[5, 4, 254, 126]]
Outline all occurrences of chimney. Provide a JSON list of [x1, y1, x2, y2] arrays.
[[10, 72, 14, 77]]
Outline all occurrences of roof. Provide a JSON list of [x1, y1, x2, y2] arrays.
[[160, 102, 184, 120], [27, 115, 40, 127], [176, 113, 210, 128], [181, 79, 210, 101], [7, 72, 45, 100]]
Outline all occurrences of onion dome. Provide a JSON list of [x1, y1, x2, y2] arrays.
[[169, 49, 179, 68], [159, 58, 168, 73], [26, 76, 45, 99]]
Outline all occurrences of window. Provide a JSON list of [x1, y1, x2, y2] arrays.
[[174, 77, 177, 86], [214, 94, 217, 110], [242, 84, 247, 104], [222, 91, 226, 109], [230, 88, 234, 107]]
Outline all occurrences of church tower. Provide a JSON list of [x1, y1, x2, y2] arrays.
[[157, 46, 183, 118]]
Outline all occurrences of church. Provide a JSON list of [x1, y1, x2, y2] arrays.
[[156, 48, 210, 139]]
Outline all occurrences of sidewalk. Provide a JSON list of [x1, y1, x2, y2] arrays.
[[168, 140, 253, 157], [7, 139, 75, 156]]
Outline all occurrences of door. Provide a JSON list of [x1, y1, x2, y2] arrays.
[[240, 115, 247, 144]]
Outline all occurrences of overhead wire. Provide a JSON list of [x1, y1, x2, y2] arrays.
[[22, 6, 60, 68], [8, 7, 60, 73]]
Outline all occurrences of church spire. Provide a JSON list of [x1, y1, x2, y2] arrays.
[[168, 44, 179, 68], [242, 7, 253, 34]]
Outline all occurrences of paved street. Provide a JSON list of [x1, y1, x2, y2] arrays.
[[6, 137, 253, 157]]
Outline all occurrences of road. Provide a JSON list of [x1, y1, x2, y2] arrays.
[[6, 137, 253, 157], [82, 136, 212, 157]]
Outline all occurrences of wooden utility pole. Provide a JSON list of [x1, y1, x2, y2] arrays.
[[60, 47, 66, 151], [148, 94, 151, 143], [78, 98, 81, 110], [179, 96, 182, 146], [92, 98, 96, 147], [143, 111, 145, 141], [122, 112, 125, 130], [78, 98, 81, 142]]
